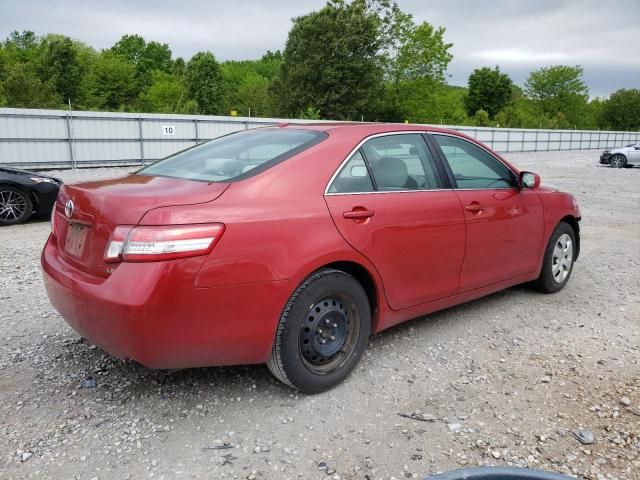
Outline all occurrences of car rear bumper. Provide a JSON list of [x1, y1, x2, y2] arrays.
[[41, 234, 292, 368]]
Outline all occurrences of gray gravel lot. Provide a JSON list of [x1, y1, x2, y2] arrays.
[[0, 151, 638, 480]]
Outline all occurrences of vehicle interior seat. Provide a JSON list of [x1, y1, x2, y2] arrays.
[[372, 157, 416, 190]]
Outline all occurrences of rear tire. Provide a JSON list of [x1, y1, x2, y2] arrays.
[[533, 222, 576, 293], [267, 269, 371, 393], [0, 186, 32, 226], [610, 154, 626, 168]]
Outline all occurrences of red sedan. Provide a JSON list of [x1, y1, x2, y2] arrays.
[[42, 124, 581, 393]]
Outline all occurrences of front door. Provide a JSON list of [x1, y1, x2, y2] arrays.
[[431, 133, 544, 292], [324, 133, 466, 310]]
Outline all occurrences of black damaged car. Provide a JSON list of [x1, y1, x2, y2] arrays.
[[0, 166, 62, 226]]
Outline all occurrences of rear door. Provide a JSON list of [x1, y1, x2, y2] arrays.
[[324, 133, 466, 310], [430, 133, 544, 292]]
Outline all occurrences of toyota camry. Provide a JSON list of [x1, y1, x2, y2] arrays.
[[42, 124, 581, 393]]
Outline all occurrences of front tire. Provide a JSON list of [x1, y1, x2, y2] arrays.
[[610, 154, 626, 168], [268, 269, 371, 393], [533, 222, 576, 293], [0, 186, 32, 226]]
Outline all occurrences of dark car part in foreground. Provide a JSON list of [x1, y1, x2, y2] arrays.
[[425, 466, 573, 480], [0, 166, 62, 225]]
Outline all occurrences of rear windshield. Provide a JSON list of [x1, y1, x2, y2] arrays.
[[139, 128, 326, 182]]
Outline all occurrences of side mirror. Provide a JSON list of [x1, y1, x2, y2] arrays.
[[520, 171, 540, 189]]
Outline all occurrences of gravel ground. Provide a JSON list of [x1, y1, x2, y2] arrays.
[[0, 151, 638, 480]]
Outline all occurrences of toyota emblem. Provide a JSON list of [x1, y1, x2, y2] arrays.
[[64, 199, 74, 218]]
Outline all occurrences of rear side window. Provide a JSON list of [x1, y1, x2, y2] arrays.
[[139, 129, 326, 182], [433, 134, 516, 189], [327, 133, 444, 194], [328, 151, 374, 193], [362, 134, 443, 191]]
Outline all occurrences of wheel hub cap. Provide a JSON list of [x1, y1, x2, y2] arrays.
[[301, 298, 350, 365], [551, 233, 573, 284], [0, 190, 27, 222]]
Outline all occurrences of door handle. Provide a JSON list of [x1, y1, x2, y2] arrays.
[[464, 202, 483, 213], [343, 209, 375, 220]]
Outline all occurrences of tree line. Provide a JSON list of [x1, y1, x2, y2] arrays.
[[0, 0, 638, 131]]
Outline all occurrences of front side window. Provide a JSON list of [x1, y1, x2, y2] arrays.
[[433, 134, 516, 189], [140, 129, 325, 182]]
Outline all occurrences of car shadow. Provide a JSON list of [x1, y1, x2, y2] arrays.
[[35, 283, 541, 404]]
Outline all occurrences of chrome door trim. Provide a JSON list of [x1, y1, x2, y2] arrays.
[[324, 130, 520, 196]]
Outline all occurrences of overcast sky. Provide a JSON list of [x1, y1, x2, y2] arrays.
[[1, 0, 638, 97]]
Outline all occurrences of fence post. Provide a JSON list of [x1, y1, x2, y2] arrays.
[[194, 118, 199, 144], [138, 117, 144, 165], [506, 129, 510, 153], [579, 131, 583, 150], [65, 113, 75, 168], [547, 131, 550, 151], [534, 129, 538, 152], [491, 128, 495, 150]]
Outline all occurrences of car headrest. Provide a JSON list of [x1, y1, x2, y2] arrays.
[[372, 157, 408, 189]]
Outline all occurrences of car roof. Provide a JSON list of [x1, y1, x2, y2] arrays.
[[267, 122, 460, 136]]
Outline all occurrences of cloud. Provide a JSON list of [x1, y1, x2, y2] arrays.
[[472, 50, 569, 63]]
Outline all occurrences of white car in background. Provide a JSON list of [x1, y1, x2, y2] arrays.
[[600, 143, 640, 168]]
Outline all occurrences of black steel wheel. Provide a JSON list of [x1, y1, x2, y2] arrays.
[[0, 186, 32, 226], [268, 269, 371, 393]]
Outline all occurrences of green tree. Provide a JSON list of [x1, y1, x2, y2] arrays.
[[599, 89, 640, 131], [110, 34, 146, 65], [299, 106, 321, 119], [1, 31, 39, 63], [86, 52, 136, 110], [221, 61, 272, 117], [184, 51, 224, 114], [39, 35, 86, 104], [275, 0, 383, 119], [393, 22, 452, 83], [110, 34, 172, 91], [472, 109, 490, 126], [371, 0, 452, 122], [524, 65, 589, 126], [1, 61, 59, 107], [137, 71, 184, 112], [172, 57, 186, 78], [465, 66, 513, 118], [254, 51, 283, 80]]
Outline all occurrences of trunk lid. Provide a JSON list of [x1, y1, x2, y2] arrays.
[[52, 174, 229, 277]]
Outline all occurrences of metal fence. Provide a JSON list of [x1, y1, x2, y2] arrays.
[[1, 107, 638, 169]]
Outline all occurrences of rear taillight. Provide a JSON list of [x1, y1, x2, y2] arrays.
[[104, 226, 134, 262], [104, 224, 225, 263]]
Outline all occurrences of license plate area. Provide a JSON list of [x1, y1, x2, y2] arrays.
[[65, 223, 88, 257]]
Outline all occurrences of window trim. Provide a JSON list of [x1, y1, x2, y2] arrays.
[[324, 131, 452, 195], [427, 132, 519, 190]]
